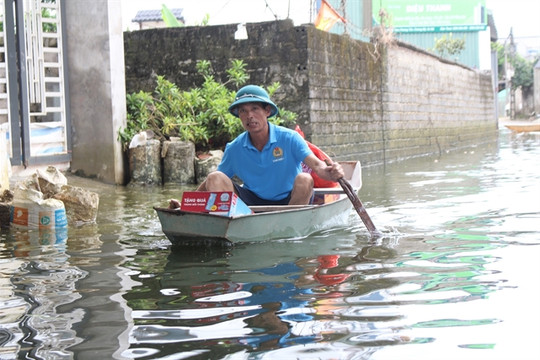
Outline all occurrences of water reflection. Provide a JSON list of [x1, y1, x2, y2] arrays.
[[124, 235, 409, 358], [0, 222, 139, 359], [0, 228, 86, 358]]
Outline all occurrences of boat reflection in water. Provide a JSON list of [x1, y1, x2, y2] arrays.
[[124, 234, 418, 359]]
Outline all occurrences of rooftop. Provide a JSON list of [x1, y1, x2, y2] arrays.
[[132, 8, 184, 23]]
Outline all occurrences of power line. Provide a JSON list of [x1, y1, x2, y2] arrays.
[[263, 0, 278, 20]]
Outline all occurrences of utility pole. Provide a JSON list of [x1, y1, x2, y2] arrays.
[[340, 0, 347, 35], [503, 28, 516, 119]]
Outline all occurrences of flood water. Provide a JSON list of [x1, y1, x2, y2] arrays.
[[1, 128, 539, 360]]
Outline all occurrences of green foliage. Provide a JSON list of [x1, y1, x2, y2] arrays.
[[162, 4, 209, 27], [161, 4, 183, 27], [492, 41, 538, 90], [41, 6, 57, 33], [433, 33, 465, 60], [120, 59, 297, 152], [199, 14, 210, 26], [510, 55, 537, 90]]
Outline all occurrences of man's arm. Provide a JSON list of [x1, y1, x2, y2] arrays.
[[303, 154, 344, 182]]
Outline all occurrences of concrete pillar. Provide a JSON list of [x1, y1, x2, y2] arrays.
[[64, 0, 127, 184]]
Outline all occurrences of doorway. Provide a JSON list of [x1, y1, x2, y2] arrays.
[[0, 0, 71, 168]]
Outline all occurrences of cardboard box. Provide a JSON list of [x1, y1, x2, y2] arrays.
[[181, 191, 253, 216]]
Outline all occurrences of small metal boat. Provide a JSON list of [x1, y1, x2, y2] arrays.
[[154, 161, 362, 247]]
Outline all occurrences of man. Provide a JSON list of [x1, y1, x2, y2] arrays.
[[170, 84, 343, 207]]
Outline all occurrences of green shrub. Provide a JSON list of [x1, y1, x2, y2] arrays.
[[433, 33, 465, 60], [120, 59, 297, 152]]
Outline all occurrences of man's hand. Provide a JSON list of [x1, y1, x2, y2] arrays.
[[323, 161, 344, 181], [304, 154, 344, 182], [168, 199, 181, 209]]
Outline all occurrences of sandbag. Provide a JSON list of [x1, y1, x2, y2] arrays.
[[10, 198, 67, 229], [9, 178, 67, 229]]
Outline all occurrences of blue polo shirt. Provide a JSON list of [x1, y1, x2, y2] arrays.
[[218, 123, 312, 201]]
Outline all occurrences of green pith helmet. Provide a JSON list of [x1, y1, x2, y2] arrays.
[[228, 85, 279, 118]]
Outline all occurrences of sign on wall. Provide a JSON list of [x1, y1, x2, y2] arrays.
[[373, 0, 487, 33]]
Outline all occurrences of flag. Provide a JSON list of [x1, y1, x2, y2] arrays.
[[314, 0, 346, 31]]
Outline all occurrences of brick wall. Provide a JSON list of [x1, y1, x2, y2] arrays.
[[305, 29, 385, 164], [383, 43, 496, 162], [124, 20, 497, 166]]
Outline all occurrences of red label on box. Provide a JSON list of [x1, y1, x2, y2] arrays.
[[181, 191, 252, 216]]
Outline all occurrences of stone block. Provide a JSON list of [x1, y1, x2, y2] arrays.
[[128, 139, 162, 185], [162, 139, 195, 184]]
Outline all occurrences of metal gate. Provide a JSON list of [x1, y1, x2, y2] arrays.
[[0, 0, 71, 167]]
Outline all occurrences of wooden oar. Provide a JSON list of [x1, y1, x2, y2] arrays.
[[325, 159, 382, 237]]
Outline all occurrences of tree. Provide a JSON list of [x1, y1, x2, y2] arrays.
[[494, 40, 538, 91], [510, 54, 537, 90], [433, 33, 465, 60]]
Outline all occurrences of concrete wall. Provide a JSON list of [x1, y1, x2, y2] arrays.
[[64, 0, 127, 184], [124, 20, 308, 107], [124, 20, 497, 167]]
